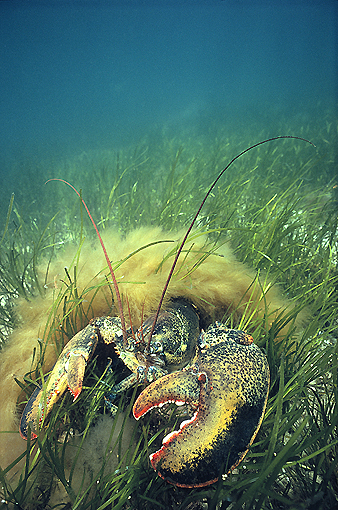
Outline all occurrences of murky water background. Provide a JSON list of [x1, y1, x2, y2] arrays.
[[0, 0, 336, 225]]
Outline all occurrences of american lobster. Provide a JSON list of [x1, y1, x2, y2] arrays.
[[19, 136, 313, 488]]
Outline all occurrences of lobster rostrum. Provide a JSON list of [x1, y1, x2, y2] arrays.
[[20, 136, 314, 488]]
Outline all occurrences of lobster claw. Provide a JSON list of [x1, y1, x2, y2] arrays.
[[133, 326, 270, 488], [20, 323, 99, 439]]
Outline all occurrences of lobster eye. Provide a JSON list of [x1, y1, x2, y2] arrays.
[[150, 341, 163, 354]]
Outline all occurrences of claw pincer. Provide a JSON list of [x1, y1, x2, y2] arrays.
[[133, 325, 270, 488], [20, 318, 122, 439]]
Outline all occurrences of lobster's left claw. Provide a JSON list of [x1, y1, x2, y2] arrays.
[[133, 326, 270, 488], [20, 324, 99, 439]]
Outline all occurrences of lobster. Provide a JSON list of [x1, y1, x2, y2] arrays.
[[19, 136, 313, 488]]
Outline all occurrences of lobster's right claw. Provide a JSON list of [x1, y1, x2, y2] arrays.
[[133, 327, 270, 488], [20, 323, 99, 440]]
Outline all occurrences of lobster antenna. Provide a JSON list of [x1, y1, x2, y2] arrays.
[[146, 135, 315, 350], [45, 178, 128, 344]]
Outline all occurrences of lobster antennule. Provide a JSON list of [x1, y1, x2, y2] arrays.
[[146, 135, 315, 350], [45, 178, 128, 345]]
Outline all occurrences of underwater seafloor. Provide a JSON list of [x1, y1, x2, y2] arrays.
[[0, 106, 337, 510]]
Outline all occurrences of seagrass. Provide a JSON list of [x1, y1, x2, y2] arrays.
[[0, 226, 300, 481], [0, 112, 337, 508]]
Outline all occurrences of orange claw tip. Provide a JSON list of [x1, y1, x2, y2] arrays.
[[69, 387, 82, 401], [19, 427, 37, 441], [67, 353, 86, 402]]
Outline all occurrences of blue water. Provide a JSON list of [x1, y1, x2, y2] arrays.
[[0, 0, 336, 169]]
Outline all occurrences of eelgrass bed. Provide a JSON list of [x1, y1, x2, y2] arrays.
[[0, 110, 337, 509]]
